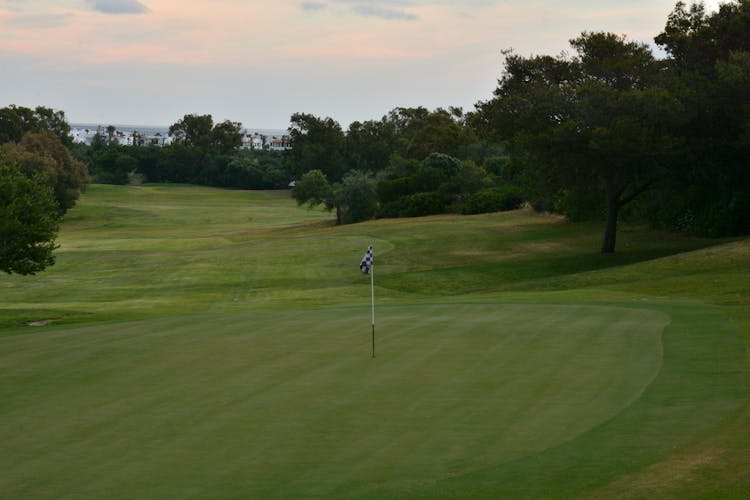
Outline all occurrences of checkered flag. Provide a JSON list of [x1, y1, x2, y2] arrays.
[[360, 245, 373, 274]]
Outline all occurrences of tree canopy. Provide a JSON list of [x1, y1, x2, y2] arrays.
[[292, 169, 378, 225], [0, 105, 72, 146], [0, 165, 60, 275], [288, 113, 347, 181], [1, 132, 89, 214], [477, 32, 687, 252], [647, 0, 750, 236], [0, 106, 86, 274], [168, 114, 243, 154]]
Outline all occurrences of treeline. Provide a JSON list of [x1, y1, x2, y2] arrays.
[[75, 114, 292, 189], [78, 141, 291, 190], [288, 108, 522, 223], [77, 106, 520, 221]]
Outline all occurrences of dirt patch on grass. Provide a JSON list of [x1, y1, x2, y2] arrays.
[[586, 402, 750, 499], [27, 319, 55, 327], [517, 241, 571, 253], [583, 445, 727, 499]]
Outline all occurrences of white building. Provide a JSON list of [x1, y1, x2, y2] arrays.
[[269, 136, 291, 151]]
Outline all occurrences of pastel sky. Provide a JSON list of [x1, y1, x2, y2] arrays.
[[0, 0, 723, 129]]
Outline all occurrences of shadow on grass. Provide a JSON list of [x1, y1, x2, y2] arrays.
[[381, 237, 725, 295]]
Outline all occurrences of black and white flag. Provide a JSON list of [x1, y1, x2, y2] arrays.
[[360, 245, 373, 274]]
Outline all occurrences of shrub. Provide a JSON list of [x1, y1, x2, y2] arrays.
[[378, 199, 404, 219], [458, 187, 524, 214], [399, 192, 446, 217], [377, 176, 416, 203], [337, 170, 378, 224], [530, 197, 554, 213]]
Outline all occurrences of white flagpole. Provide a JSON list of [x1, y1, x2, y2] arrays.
[[370, 262, 375, 358]]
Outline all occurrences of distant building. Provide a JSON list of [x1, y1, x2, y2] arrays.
[[69, 125, 281, 150], [70, 128, 90, 144], [241, 133, 266, 150], [269, 136, 291, 151], [69, 127, 174, 147], [142, 133, 173, 146]]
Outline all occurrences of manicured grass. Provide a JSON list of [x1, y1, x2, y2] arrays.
[[0, 184, 748, 498], [0, 304, 667, 497]]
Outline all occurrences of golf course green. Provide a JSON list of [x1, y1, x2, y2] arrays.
[[1, 184, 748, 498]]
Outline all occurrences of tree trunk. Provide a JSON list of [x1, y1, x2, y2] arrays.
[[601, 194, 619, 253]]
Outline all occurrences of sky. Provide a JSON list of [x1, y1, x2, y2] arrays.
[[0, 0, 724, 130]]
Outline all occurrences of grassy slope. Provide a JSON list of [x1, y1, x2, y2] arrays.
[[0, 184, 748, 498]]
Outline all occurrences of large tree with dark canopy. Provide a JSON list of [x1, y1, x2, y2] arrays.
[[650, 0, 750, 236], [0, 165, 61, 275], [344, 118, 397, 174], [169, 114, 243, 154], [0, 105, 72, 146], [384, 106, 474, 161], [0, 105, 85, 275], [1, 132, 89, 215], [288, 113, 346, 181], [478, 32, 686, 253]]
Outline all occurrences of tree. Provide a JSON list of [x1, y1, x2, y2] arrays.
[[335, 170, 378, 224], [375, 152, 494, 218], [169, 114, 215, 149], [292, 169, 377, 225], [416, 152, 462, 192], [0, 105, 72, 146], [655, 1, 750, 67], [288, 113, 346, 181], [0, 165, 60, 275], [650, 0, 750, 236], [211, 120, 243, 153], [164, 114, 245, 185], [0, 106, 35, 145], [384, 106, 474, 160], [91, 147, 136, 185], [169, 114, 243, 154], [478, 32, 686, 253], [1, 132, 89, 214], [106, 125, 117, 144], [344, 119, 397, 173], [292, 169, 343, 223], [292, 169, 333, 208]]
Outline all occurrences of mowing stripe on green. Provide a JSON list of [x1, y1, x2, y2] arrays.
[[0, 302, 675, 498]]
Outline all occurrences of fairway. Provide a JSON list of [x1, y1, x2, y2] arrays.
[[1, 184, 748, 498]]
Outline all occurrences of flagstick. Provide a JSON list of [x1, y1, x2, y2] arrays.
[[370, 263, 375, 358]]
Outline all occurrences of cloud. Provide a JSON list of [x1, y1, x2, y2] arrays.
[[12, 13, 74, 29], [311, 0, 418, 20], [301, 2, 327, 12], [86, 0, 149, 15], [352, 5, 417, 20]]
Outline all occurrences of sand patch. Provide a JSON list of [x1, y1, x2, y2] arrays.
[[27, 319, 55, 327]]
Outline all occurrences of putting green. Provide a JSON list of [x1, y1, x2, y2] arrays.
[[1, 302, 671, 497]]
